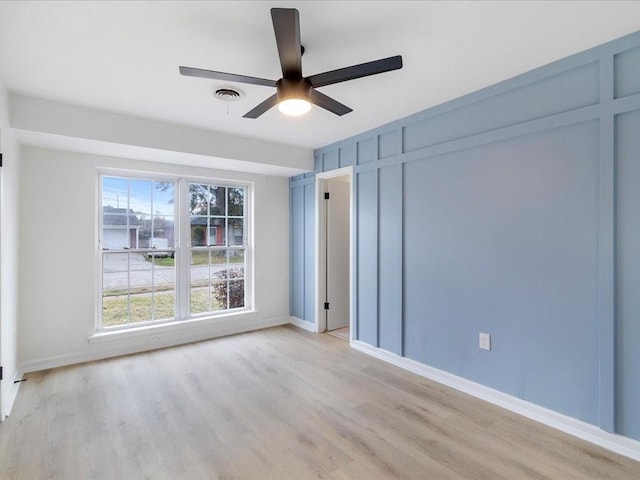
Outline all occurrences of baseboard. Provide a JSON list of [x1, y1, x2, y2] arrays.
[[1, 368, 24, 419], [20, 316, 290, 374], [351, 340, 640, 462], [289, 316, 317, 332]]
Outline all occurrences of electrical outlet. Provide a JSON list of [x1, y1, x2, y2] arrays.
[[479, 332, 491, 351]]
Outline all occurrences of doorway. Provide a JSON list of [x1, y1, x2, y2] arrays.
[[316, 167, 353, 341]]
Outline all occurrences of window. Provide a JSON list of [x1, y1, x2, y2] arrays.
[[99, 174, 250, 330], [189, 184, 246, 314]]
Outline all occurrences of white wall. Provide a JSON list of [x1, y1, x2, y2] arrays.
[[0, 79, 21, 417], [18, 146, 290, 371]]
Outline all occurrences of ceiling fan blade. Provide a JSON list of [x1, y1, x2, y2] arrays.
[[271, 8, 303, 78], [243, 93, 279, 119], [307, 55, 403, 88], [308, 88, 353, 116], [179, 66, 276, 87]]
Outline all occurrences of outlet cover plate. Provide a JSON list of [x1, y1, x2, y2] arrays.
[[479, 332, 491, 351]]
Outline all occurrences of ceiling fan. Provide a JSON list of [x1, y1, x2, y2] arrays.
[[179, 7, 403, 118]]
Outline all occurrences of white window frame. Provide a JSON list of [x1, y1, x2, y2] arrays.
[[97, 170, 253, 332]]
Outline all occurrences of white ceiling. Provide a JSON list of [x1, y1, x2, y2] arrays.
[[1, 1, 639, 150]]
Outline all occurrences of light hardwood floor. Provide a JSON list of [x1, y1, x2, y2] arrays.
[[1, 325, 638, 479]]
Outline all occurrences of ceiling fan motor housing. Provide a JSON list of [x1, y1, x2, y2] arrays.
[[276, 77, 311, 102]]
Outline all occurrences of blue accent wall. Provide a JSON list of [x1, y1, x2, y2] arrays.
[[615, 108, 640, 440], [290, 30, 640, 440], [378, 164, 403, 355], [289, 175, 315, 326]]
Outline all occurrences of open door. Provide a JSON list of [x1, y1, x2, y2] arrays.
[[316, 168, 352, 340]]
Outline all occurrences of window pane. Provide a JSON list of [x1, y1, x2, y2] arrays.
[[229, 280, 245, 308], [227, 266, 244, 280], [102, 214, 129, 249], [130, 179, 152, 215], [102, 252, 129, 326], [188, 247, 247, 315], [103, 213, 128, 226], [190, 249, 209, 266], [151, 289, 176, 320], [131, 213, 145, 249], [190, 285, 210, 315], [102, 251, 175, 327], [228, 218, 244, 246], [210, 248, 229, 270], [130, 265, 153, 323], [209, 186, 226, 216], [211, 218, 226, 246], [212, 264, 228, 281], [153, 181, 175, 216], [102, 176, 128, 210], [210, 281, 228, 311], [151, 215, 175, 249], [102, 177, 133, 250], [190, 250, 210, 314], [147, 251, 176, 320], [228, 187, 244, 216], [190, 217, 208, 246], [126, 182, 147, 250], [228, 265, 245, 309], [102, 177, 176, 252], [189, 184, 211, 215], [229, 248, 245, 269]]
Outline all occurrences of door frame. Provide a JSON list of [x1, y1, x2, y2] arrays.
[[0, 130, 4, 418], [315, 166, 354, 340]]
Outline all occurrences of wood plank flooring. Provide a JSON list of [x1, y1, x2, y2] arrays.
[[0, 325, 638, 479]]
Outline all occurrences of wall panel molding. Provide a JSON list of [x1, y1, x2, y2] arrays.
[[597, 51, 616, 433], [290, 29, 640, 444]]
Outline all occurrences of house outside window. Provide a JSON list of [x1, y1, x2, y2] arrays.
[[99, 173, 250, 330]]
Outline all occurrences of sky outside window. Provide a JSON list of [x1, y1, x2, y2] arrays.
[[103, 176, 174, 216]]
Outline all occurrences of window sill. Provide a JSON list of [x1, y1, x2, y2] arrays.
[[87, 309, 258, 344]]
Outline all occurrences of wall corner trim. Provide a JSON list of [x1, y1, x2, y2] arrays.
[[351, 340, 640, 462], [289, 316, 317, 333]]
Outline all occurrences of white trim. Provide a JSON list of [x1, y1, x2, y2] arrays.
[[21, 316, 289, 374], [0, 133, 3, 420], [289, 316, 317, 333], [314, 174, 323, 332], [351, 340, 640, 462], [89, 309, 258, 343], [97, 170, 254, 330]]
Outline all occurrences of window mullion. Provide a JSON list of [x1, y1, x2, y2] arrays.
[[208, 249, 213, 312], [126, 179, 131, 322], [151, 253, 155, 321], [226, 247, 231, 311], [127, 252, 131, 325], [177, 178, 190, 320]]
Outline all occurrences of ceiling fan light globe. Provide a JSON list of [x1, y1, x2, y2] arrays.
[[278, 98, 311, 116]]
